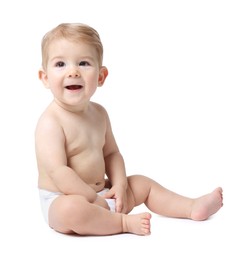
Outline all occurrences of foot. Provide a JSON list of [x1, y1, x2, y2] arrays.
[[122, 212, 152, 235], [190, 187, 223, 221]]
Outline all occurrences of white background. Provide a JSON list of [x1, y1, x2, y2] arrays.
[[1, 0, 248, 259]]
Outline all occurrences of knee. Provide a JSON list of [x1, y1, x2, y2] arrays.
[[127, 174, 151, 185], [57, 196, 83, 215], [49, 196, 88, 232]]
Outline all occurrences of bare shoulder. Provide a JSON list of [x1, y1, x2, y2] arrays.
[[90, 101, 110, 120], [35, 103, 63, 138], [90, 101, 108, 114]]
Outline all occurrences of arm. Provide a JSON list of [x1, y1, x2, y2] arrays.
[[35, 115, 97, 203], [103, 111, 127, 188], [104, 152, 127, 189], [102, 110, 128, 212]]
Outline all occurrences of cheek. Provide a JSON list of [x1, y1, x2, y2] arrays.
[[47, 73, 62, 84], [87, 72, 100, 85]]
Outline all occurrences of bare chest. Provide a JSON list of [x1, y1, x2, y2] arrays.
[[63, 115, 106, 157]]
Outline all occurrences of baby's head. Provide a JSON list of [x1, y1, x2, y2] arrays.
[[41, 23, 103, 70]]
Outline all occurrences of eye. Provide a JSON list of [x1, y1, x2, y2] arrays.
[[55, 61, 65, 67], [79, 61, 90, 66]]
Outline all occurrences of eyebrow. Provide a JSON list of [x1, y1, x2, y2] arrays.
[[50, 55, 95, 62]]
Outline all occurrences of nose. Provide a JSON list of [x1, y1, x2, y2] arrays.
[[68, 67, 80, 78]]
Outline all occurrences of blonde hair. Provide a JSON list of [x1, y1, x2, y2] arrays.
[[41, 23, 103, 70]]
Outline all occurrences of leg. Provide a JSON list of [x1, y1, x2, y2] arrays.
[[48, 194, 151, 236], [127, 175, 223, 220]]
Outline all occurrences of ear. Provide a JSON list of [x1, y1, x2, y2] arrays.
[[38, 68, 50, 89], [98, 66, 108, 87]]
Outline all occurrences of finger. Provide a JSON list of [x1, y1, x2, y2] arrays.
[[102, 189, 114, 199], [115, 198, 123, 213]]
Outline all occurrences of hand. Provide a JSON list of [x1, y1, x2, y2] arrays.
[[103, 186, 128, 213]]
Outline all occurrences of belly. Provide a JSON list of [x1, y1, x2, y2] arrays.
[[89, 180, 106, 192], [68, 151, 106, 189]]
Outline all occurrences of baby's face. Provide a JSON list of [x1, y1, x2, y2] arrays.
[[42, 39, 102, 109]]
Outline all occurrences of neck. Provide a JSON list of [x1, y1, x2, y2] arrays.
[[53, 99, 90, 114]]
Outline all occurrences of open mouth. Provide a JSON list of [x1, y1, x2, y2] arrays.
[[65, 85, 83, 90]]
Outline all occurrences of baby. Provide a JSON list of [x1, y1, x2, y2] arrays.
[[35, 23, 223, 236]]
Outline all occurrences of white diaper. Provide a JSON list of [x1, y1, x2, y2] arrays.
[[39, 188, 116, 224], [97, 188, 116, 212]]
